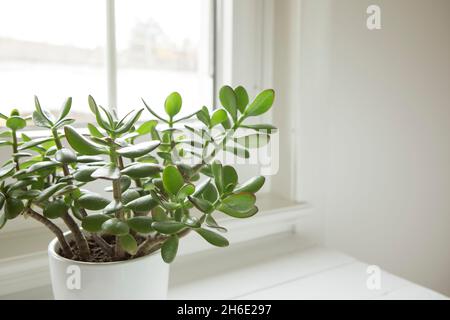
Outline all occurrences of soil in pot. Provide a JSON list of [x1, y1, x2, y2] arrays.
[[58, 235, 147, 263]]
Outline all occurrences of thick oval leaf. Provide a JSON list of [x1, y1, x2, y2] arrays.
[[221, 193, 255, 212], [210, 109, 228, 127], [18, 136, 54, 151], [35, 182, 68, 202], [55, 148, 77, 164], [73, 166, 98, 182], [219, 86, 237, 120], [43, 199, 68, 219], [0, 192, 5, 211], [58, 97, 72, 121], [189, 196, 214, 214], [33, 110, 51, 128], [196, 107, 210, 126], [6, 116, 26, 131], [117, 141, 160, 159], [121, 163, 162, 179], [121, 189, 140, 204], [205, 215, 228, 233], [218, 204, 258, 218], [152, 221, 186, 234], [119, 234, 138, 255], [81, 214, 111, 232], [192, 178, 212, 197], [177, 183, 195, 200], [164, 92, 182, 118], [211, 160, 223, 194], [152, 206, 168, 222], [125, 195, 158, 212], [162, 165, 184, 195], [101, 218, 129, 236], [75, 155, 104, 163], [0, 164, 15, 180], [222, 166, 238, 191], [103, 200, 123, 214], [127, 216, 154, 233], [136, 120, 158, 135], [235, 86, 249, 113], [77, 193, 110, 211], [115, 109, 144, 135], [244, 89, 275, 117], [91, 163, 121, 180], [64, 125, 107, 155], [161, 235, 179, 263], [234, 176, 265, 193], [26, 161, 59, 175], [5, 198, 24, 219], [195, 228, 229, 247]]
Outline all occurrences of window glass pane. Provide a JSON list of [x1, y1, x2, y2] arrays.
[[0, 0, 106, 122], [115, 0, 213, 119]]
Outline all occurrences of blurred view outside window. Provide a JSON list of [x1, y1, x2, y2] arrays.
[[0, 0, 213, 124]]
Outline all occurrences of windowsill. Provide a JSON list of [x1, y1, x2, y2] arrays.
[[1, 233, 447, 300]]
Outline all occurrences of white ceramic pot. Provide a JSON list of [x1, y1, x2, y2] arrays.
[[48, 233, 169, 300]]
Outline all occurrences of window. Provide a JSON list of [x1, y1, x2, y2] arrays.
[[0, 0, 214, 122]]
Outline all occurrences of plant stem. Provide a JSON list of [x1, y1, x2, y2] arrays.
[[11, 130, 20, 171], [78, 208, 114, 257], [27, 208, 73, 258], [52, 129, 91, 260]]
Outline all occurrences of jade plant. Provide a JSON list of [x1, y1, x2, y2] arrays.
[[0, 86, 276, 263]]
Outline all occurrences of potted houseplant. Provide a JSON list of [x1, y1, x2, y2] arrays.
[[0, 85, 276, 300]]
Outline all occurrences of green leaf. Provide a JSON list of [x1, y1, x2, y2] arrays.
[[125, 195, 158, 212], [234, 176, 265, 193], [32, 110, 51, 128], [162, 165, 184, 195], [87, 123, 104, 138], [142, 99, 168, 123], [0, 211, 6, 229], [43, 199, 68, 219], [115, 109, 144, 134], [152, 221, 186, 234], [189, 196, 214, 213], [222, 166, 238, 192], [101, 218, 129, 236], [164, 92, 182, 118], [196, 107, 210, 126], [117, 141, 160, 159], [58, 97, 72, 121], [152, 206, 168, 221], [5, 198, 24, 219], [161, 235, 179, 263], [55, 148, 77, 164], [195, 228, 229, 247], [6, 116, 26, 131], [0, 164, 15, 180], [103, 199, 123, 214], [192, 178, 212, 197], [26, 161, 59, 174], [91, 163, 121, 180], [220, 192, 255, 212], [211, 160, 223, 194], [218, 204, 258, 218], [121, 163, 162, 179], [234, 134, 270, 148], [77, 193, 110, 211], [73, 166, 98, 182], [219, 86, 237, 121], [202, 183, 218, 203], [121, 189, 140, 204], [35, 182, 68, 202], [34, 96, 54, 124], [64, 125, 107, 155], [81, 214, 111, 232], [76, 155, 104, 163], [210, 109, 228, 127], [136, 120, 158, 135], [0, 192, 5, 211], [205, 215, 227, 233], [235, 86, 249, 113], [177, 183, 195, 200], [119, 234, 138, 255], [244, 89, 275, 117], [18, 137, 54, 151], [127, 216, 154, 233]]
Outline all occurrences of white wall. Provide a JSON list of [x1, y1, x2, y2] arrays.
[[285, 0, 450, 295]]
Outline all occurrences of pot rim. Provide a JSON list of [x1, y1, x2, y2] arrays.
[[48, 231, 160, 266]]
